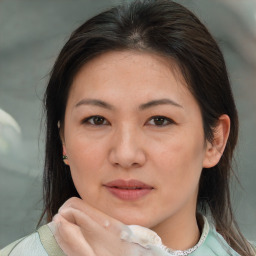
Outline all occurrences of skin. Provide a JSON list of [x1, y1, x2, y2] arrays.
[[60, 50, 230, 253]]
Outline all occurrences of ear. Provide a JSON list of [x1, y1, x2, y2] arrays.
[[203, 114, 230, 168]]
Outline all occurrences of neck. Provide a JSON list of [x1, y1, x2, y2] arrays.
[[151, 211, 200, 251]]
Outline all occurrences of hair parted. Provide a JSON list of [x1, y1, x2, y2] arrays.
[[40, 1, 255, 254]]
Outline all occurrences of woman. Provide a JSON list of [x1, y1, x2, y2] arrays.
[[1, 0, 255, 255]]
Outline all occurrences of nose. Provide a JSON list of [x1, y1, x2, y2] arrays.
[[108, 124, 146, 169]]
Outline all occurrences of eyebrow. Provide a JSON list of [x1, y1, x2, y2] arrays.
[[75, 99, 114, 110], [139, 98, 183, 110], [75, 98, 183, 110]]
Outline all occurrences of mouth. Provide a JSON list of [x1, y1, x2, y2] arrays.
[[103, 179, 154, 201]]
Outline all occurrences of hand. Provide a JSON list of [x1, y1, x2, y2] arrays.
[[51, 197, 161, 256]]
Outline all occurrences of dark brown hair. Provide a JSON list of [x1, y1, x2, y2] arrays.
[[40, 0, 255, 254]]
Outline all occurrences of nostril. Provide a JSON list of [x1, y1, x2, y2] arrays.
[[109, 144, 146, 169]]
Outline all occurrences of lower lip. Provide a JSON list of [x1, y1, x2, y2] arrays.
[[105, 186, 152, 200]]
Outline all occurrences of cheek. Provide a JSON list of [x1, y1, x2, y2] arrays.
[[148, 136, 204, 220], [67, 131, 106, 165], [152, 130, 205, 187], [66, 136, 107, 189]]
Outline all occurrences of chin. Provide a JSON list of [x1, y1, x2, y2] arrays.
[[111, 212, 156, 228], [121, 218, 150, 227]]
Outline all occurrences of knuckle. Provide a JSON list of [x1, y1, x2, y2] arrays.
[[61, 197, 80, 209], [67, 196, 80, 206]]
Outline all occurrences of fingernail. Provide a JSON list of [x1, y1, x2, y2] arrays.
[[103, 220, 110, 228], [120, 230, 130, 241]]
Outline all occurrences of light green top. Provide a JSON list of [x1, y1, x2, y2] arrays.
[[0, 217, 255, 256], [0, 225, 65, 256]]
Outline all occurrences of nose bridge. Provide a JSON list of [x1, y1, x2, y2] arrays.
[[109, 122, 146, 168], [115, 123, 139, 155]]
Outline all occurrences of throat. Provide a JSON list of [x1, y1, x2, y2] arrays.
[[151, 214, 201, 251]]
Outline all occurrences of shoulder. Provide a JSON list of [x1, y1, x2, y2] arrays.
[[0, 224, 65, 256], [197, 217, 256, 256], [0, 232, 47, 256]]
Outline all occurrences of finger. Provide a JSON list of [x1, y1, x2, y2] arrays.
[[53, 214, 95, 256], [59, 197, 120, 226], [55, 209, 157, 256], [58, 206, 128, 242], [57, 207, 103, 234], [56, 209, 121, 255], [59, 197, 124, 233]]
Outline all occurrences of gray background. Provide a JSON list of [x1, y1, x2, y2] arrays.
[[0, 0, 255, 247]]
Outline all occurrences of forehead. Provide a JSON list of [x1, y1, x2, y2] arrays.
[[67, 50, 193, 109]]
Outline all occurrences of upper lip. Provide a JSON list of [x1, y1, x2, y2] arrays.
[[104, 179, 154, 189]]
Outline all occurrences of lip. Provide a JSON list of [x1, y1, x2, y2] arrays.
[[103, 179, 154, 201]]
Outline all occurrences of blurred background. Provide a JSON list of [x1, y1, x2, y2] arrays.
[[0, 0, 255, 247]]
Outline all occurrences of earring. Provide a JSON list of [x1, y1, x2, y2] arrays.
[[63, 155, 69, 165]]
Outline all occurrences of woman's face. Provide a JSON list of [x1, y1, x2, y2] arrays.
[[62, 51, 210, 230]]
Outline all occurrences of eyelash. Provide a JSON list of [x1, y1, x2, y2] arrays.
[[82, 115, 175, 127]]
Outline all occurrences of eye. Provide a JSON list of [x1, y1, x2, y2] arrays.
[[82, 115, 109, 126], [147, 116, 175, 126]]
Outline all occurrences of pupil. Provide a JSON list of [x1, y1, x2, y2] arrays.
[[94, 116, 104, 125], [155, 117, 164, 125]]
